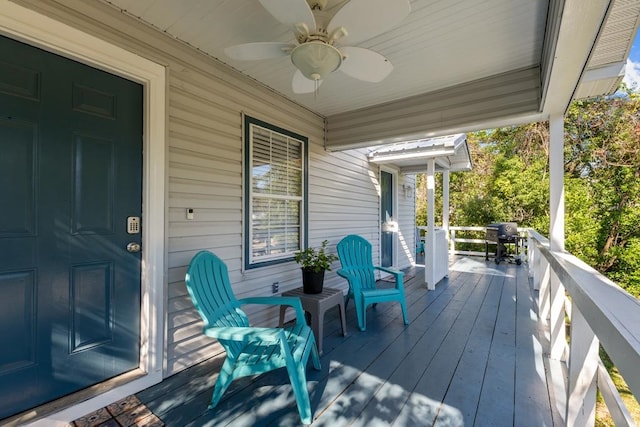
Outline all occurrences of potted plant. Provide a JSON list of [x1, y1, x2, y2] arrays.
[[294, 240, 339, 294]]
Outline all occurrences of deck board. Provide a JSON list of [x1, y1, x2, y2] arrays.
[[514, 264, 554, 427], [394, 273, 491, 426], [475, 272, 517, 425], [135, 257, 555, 426], [438, 273, 504, 426]]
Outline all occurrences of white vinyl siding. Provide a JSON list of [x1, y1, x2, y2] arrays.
[[246, 118, 306, 268]]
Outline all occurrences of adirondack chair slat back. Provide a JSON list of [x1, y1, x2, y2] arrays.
[[185, 251, 250, 329], [337, 235, 376, 290]]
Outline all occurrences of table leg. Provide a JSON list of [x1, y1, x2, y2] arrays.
[[278, 306, 287, 327], [311, 310, 322, 355], [338, 301, 347, 337]]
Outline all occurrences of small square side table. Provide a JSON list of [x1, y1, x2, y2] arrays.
[[278, 286, 347, 355]]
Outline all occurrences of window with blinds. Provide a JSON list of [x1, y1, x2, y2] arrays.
[[244, 115, 308, 269]]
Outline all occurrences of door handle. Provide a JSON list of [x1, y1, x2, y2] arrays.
[[126, 242, 141, 253]]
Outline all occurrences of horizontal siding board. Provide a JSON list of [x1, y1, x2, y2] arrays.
[[169, 120, 238, 150], [168, 166, 242, 186], [168, 194, 240, 210], [168, 309, 200, 331], [169, 321, 204, 345], [168, 102, 237, 137], [168, 294, 195, 313], [169, 139, 239, 163], [168, 281, 188, 299], [168, 223, 241, 239], [167, 334, 221, 363], [169, 151, 240, 173], [168, 184, 242, 201], [168, 208, 240, 223], [169, 84, 239, 122]]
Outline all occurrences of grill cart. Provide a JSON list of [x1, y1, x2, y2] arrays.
[[485, 222, 522, 265]]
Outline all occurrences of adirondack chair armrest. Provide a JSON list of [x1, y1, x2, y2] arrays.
[[202, 325, 285, 343], [374, 266, 404, 288], [238, 296, 307, 326]]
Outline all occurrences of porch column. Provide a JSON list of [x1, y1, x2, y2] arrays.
[[425, 158, 436, 290], [442, 170, 450, 233], [549, 112, 565, 252], [442, 170, 450, 278], [549, 112, 567, 361]]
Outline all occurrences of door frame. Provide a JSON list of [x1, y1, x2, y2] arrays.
[[0, 3, 166, 423], [379, 167, 398, 268]]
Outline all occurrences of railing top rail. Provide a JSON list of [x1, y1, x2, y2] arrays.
[[448, 225, 530, 233]]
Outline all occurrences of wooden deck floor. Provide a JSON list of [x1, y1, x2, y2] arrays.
[[135, 257, 557, 426]]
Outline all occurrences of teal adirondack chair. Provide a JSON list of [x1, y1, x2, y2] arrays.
[[336, 235, 409, 331], [416, 228, 425, 256], [185, 251, 321, 425]]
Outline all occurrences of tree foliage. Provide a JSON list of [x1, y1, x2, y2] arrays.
[[564, 92, 640, 296], [416, 92, 640, 297]]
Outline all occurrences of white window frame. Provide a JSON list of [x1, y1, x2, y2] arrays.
[[243, 115, 308, 270]]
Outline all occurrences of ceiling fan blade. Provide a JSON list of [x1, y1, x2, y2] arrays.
[[259, 0, 316, 30], [339, 46, 393, 82], [292, 69, 323, 94], [224, 42, 293, 61], [329, 0, 411, 45]]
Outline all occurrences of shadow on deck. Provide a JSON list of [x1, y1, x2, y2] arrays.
[[134, 256, 556, 426]]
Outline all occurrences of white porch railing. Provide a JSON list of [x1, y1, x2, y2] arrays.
[[446, 225, 528, 257], [527, 229, 640, 426], [447, 225, 486, 256]]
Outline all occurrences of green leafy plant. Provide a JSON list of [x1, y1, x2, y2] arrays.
[[294, 240, 338, 273]]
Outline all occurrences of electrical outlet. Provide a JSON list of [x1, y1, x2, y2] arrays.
[[272, 282, 279, 294]]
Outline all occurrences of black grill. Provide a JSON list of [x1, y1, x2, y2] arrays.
[[485, 222, 522, 264]]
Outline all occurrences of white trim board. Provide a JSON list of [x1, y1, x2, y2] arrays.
[[0, 2, 167, 425]]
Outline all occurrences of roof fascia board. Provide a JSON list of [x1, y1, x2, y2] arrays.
[[540, 0, 611, 114]]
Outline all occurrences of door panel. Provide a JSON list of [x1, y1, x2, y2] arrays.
[[0, 35, 143, 419], [380, 171, 393, 267], [0, 119, 37, 237]]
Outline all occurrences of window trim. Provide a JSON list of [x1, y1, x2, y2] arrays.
[[243, 115, 308, 270]]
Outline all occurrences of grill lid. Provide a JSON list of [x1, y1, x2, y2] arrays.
[[486, 222, 518, 242]]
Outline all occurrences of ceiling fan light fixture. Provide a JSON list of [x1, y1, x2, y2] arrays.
[[291, 41, 342, 81]]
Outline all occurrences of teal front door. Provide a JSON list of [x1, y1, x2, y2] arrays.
[[380, 171, 393, 267], [0, 35, 143, 419]]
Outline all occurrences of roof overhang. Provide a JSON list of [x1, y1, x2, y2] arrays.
[[367, 133, 472, 174], [325, 0, 640, 152]]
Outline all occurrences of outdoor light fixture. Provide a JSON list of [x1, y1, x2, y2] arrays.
[[402, 184, 414, 198], [290, 41, 342, 82]]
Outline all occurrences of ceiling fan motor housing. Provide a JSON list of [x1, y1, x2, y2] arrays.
[[291, 41, 342, 81]]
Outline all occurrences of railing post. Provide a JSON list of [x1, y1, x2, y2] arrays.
[[566, 304, 599, 427], [450, 228, 455, 253], [537, 255, 551, 324], [549, 268, 567, 361], [528, 234, 534, 279]]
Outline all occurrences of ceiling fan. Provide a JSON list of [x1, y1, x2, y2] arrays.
[[224, 0, 411, 94]]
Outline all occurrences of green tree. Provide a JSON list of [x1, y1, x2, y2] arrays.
[[565, 92, 640, 296]]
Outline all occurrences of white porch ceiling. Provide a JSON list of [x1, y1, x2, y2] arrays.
[[102, 0, 640, 149]]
